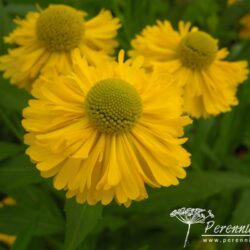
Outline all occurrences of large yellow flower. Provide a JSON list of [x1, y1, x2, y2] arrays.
[[0, 4, 120, 90], [22, 50, 191, 206], [239, 14, 250, 39], [129, 21, 248, 118]]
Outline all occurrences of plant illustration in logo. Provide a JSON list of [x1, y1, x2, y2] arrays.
[[170, 207, 214, 248]]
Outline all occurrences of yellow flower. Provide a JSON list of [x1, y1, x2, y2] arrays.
[[0, 4, 120, 90], [239, 14, 250, 39], [0, 234, 16, 247], [129, 21, 248, 118], [22, 50, 191, 207], [0, 197, 16, 207], [0, 197, 16, 247], [227, 0, 239, 5]]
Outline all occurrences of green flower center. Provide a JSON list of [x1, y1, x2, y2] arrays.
[[36, 5, 84, 51], [85, 79, 142, 134], [177, 31, 218, 70]]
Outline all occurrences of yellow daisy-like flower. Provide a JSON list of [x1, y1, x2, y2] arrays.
[[22, 50, 191, 206], [0, 4, 120, 90], [129, 21, 248, 118], [0, 197, 16, 247], [239, 14, 250, 39]]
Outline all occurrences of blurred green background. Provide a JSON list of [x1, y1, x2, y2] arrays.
[[0, 0, 250, 249]]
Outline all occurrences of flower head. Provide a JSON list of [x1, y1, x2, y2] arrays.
[[36, 5, 85, 51], [0, 4, 120, 90], [22, 50, 191, 206], [130, 21, 248, 118]]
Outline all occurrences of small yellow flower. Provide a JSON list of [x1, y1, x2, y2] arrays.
[[227, 0, 239, 5], [0, 4, 120, 90], [0, 197, 16, 247], [239, 14, 250, 39], [22, 50, 191, 206], [0, 234, 16, 247], [0, 197, 16, 207], [130, 21, 248, 118]]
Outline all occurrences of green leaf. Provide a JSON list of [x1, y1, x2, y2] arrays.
[[0, 154, 41, 190], [129, 171, 250, 213], [0, 108, 24, 141], [0, 77, 31, 112], [27, 237, 50, 250], [0, 205, 64, 236], [0, 185, 65, 237], [97, 214, 126, 232], [232, 189, 250, 225], [0, 0, 13, 54], [11, 210, 39, 250], [8, 184, 65, 227], [64, 199, 102, 250], [0, 142, 25, 161], [221, 189, 250, 250], [188, 118, 215, 169]]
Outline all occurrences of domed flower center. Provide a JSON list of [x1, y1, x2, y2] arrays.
[[177, 31, 218, 70], [36, 5, 84, 51], [85, 79, 142, 134]]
